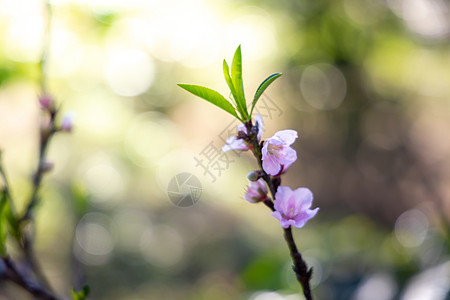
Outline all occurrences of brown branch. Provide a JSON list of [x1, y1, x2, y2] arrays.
[[246, 120, 314, 299], [20, 110, 57, 224], [1, 257, 62, 300], [14, 108, 58, 292], [284, 227, 313, 300], [0, 2, 72, 299]]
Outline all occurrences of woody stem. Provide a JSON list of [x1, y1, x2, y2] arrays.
[[248, 122, 313, 299]]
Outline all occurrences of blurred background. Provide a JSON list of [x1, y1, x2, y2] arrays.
[[0, 0, 449, 299]]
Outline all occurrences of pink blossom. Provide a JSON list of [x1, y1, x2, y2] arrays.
[[39, 94, 54, 110], [244, 178, 268, 203], [60, 112, 75, 132], [261, 130, 298, 175], [222, 115, 263, 152], [271, 186, 318, 228]]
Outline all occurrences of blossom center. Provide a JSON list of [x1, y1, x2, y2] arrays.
[[281, 205, 296, 220], [268, 143, 282, 155]]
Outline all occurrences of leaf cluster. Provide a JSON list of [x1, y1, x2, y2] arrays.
[[178, 45, 282, 122]]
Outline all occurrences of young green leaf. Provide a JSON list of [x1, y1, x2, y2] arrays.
[[231, 45, 249, 120], [178, 84, 241, 120], [223, 60, 238, 105], [71, 285, 90, 300], [250, 72, 282, 116]]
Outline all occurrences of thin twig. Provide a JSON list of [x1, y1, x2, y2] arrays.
[[15, 109, 58, 293], [284, 227, 313, 300], [22, 232, 54, 292], [20, 113, 57, 224], [1, 257, 61, 300], [20, 0, 55, 225], [13, 0, 56, 292], [246, 121, 314, 299], [1, 130, 56, 292], [0, 2, 68, 298]]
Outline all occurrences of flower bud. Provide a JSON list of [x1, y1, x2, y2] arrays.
[[244, 179, 268, 203], [60, 112, 75, 132], [39, 94, 54, 111], [247, 170, 263, 182]]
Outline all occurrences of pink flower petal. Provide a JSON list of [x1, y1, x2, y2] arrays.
[[274, 186, 291, 212], [270, 211, 283, 222], [274, 130, 298, 145], [277, 147, 297, 166], [262, 155, 281, 176], [280, 218, 296, 228], [222, 136, 248, 152], [261, 142, 269, 156], [237, 123, 247, 134], [280, 161, 294, 174], [293, 188, 313, 211], [294, 207, 319, 228], [271, 185, 318, 229]]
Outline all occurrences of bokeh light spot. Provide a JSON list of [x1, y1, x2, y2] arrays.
[[74, 213, 115, 266], [113, 208, 152, 254], [394, 209, 429, 248], [226, 10, 276, 61], [300, 64, 347, 110], [4, 16, 43, 62], [388, 0, 450, 39], [353, 273, 397, 300], [83, 163, 124, 207], [125, 112, 176, 167], [249, 291, 290, 300], [48, 27, 84, 77], [105, 49, 155, 96], [139, 225, 183, 268]]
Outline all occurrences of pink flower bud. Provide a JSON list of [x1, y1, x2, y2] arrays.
[[60, 112, 75, 132], [39, 94, 54, 110], [244, 179, 268, 203], [222, 115, 264, 152]]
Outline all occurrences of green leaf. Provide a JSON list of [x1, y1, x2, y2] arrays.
[[250, 72, 282, 116], [222, 60, 238, 105], [231, 45, 249, 120], [5, 202, 19, 239], [178, 84, 241, 120], [71, 285, 90, 300]]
